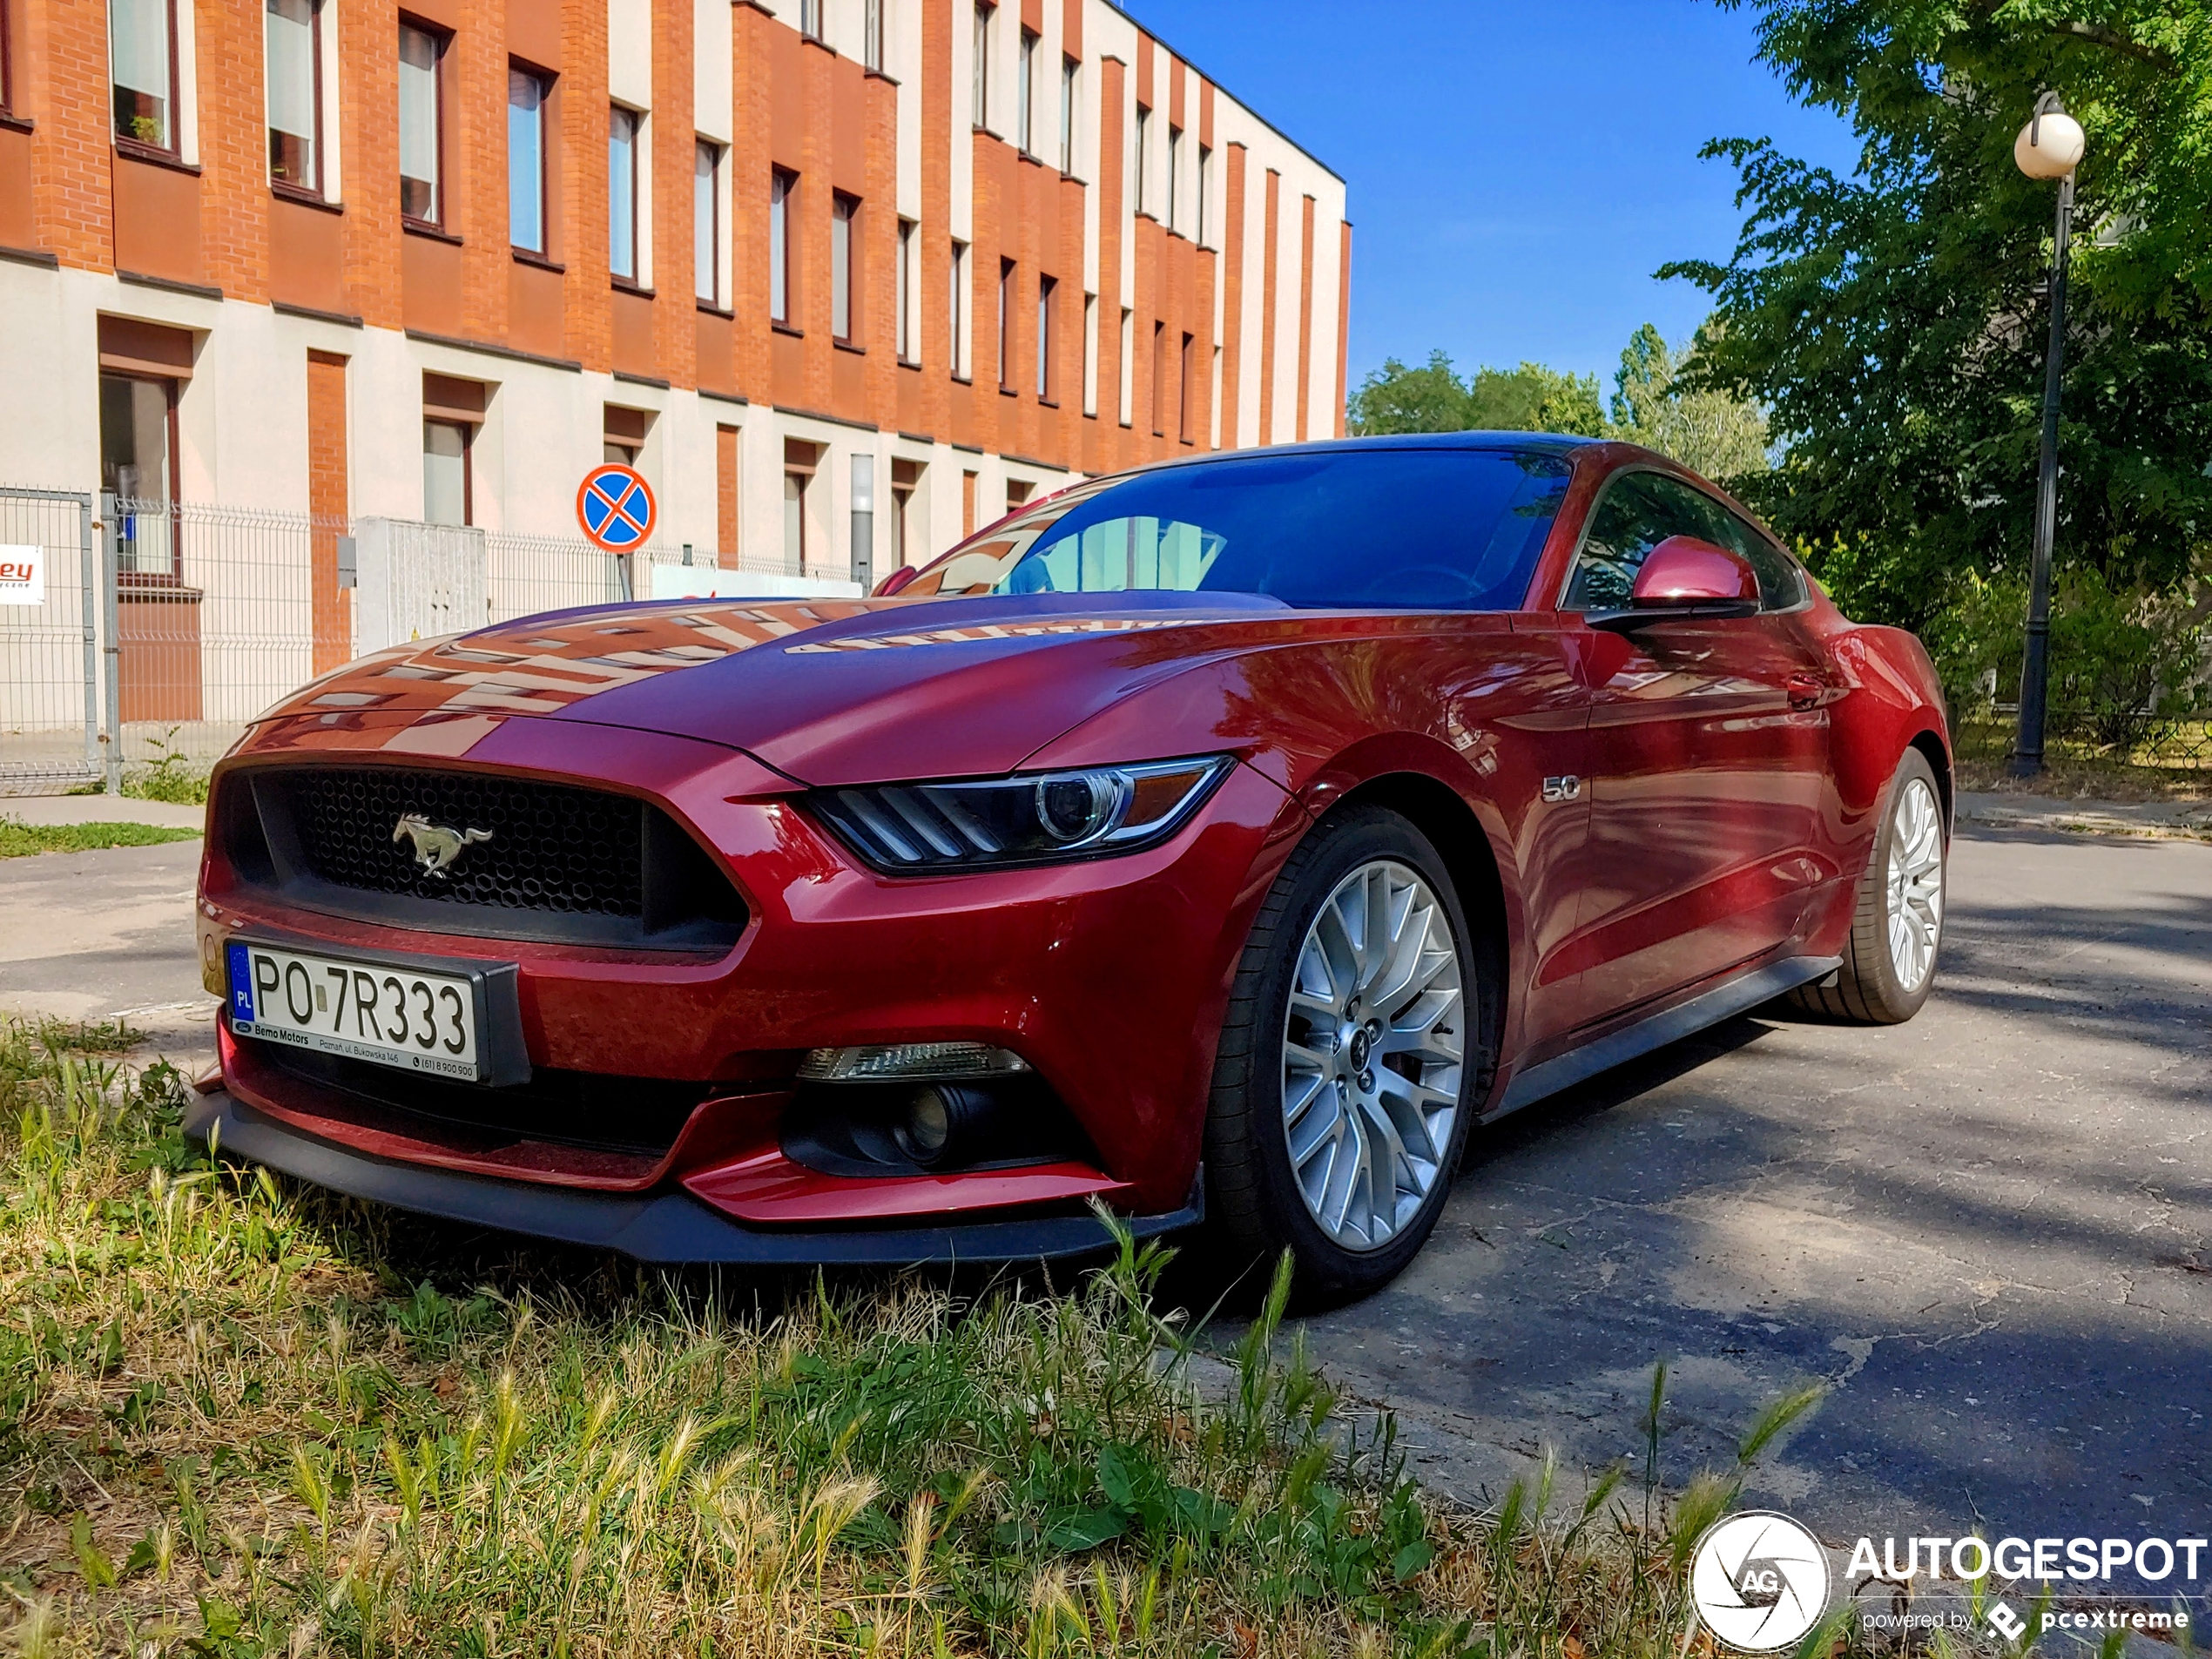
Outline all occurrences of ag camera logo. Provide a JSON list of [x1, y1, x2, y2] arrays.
[[1689, 1511, 1833, 1651]]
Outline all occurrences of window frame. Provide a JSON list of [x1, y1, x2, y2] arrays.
[[1167, 124, 1181, 231], [110, 0, 181, 158], [972, 2, 990, 129], [799, 0, 822, 41], [609, 103, 641, 284], [896, 217, 918, 364], [397, 17, 448, 229], [1197, 143, 1211, 245], [1058, 55, 1076, 174], [265, 0, 325, 196], [694, 138, 725, 307], [1558, 466, 1811, 616], [950, 238, 970, 381], [831, 190, 859, 343], [1036, 274, 1056, 402], [507, 61, 553, 256], [769, 165, 797, 327], [1133, 105, 1150, 216], [1016, 26, 1036, 156]]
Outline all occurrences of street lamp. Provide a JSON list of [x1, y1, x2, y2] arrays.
[[2008, 92, 2086, 779]]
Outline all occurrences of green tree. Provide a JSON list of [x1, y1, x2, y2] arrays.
[[1661, 0, 2212, 638], [1608, 321, 1774, 482], [1346, 351, 1604, 437]]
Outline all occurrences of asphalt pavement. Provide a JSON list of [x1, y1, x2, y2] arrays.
[[1300, 823, 2212, 1593]]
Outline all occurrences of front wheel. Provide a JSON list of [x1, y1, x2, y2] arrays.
[[1204, 807, 1484, 1302], [1791, 747, 1946, 1024]]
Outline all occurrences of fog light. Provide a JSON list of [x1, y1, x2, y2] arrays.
[[799, 1042, 1032, 1082], [894, 1083, 996, 1167]]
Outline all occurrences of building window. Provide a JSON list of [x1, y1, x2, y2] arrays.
[[769, 167, 795, 325], [1134, 105, 1150, 216], [864, 0, 883, 71], [1197, 144, 1211, 244], [831, 192, 857, 341], [971, 2, 989, 128], [1059, 57, 1076, 173], [1005, 478, 1032, 514], [1167, 125, 1182, 230], [997, 258, 1014, 391], [950, 239, 969, 379], [99, 374, 177, 506], [694, 140, 723, 305], [1179, 331, 1194, 442], [110, 0, 178, 152], [1036, 275, 1055, 401], [266, 0, 323, 192], [799, 0, 821, 40], [849, 452, 874, 588], [423, 419, 472, 525], [609, 106, 639, 281], [1082, 292, 1098, 416], [508, 65, 550, 253], [1150, 319, 1165, 434], [1016, 28, 1035, 155], [1117, 306, 1133, 424], [896, 219, 916, 362], [398, 21, 444, 224]]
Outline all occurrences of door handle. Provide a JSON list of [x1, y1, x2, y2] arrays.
[[1786, 672, 1824, 710]]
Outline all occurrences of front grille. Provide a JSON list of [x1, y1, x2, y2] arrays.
[[287, 767, 644, 917], [223, 765, 747, 952]]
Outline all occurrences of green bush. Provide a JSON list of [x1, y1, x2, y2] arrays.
[[121, 729, 212, 806]]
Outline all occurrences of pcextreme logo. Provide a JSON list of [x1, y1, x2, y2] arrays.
[[1689, 1512, 1833, 1651]]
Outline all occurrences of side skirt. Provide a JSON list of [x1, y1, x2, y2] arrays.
[[1490, 954, 1842, 1120]]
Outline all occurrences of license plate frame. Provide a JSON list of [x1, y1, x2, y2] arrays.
[[223, 936, 529, 1086]]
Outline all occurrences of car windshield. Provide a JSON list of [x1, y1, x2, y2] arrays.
[[900, 448, 1574, 610]]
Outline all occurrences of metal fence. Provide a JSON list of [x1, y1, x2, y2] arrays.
[[1, 489, 867, 796], [0, 488, 98, 794], [1953, 707, 2212, 769]]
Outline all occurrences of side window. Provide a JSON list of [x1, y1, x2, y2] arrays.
[[1562, 474, 1708, 610], [1659, 482, 1805, 611]]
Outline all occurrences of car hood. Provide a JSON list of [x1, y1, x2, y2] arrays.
[[264, 590, 1312, 785]]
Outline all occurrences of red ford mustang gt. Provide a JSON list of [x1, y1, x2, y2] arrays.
[[188, 435, 1950, 1297]]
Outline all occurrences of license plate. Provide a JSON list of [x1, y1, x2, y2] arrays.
[[226, 941, 484, 1081]]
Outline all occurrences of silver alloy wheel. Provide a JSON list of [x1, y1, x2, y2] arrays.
[[1885, 775, 1945, 993], [1280, 859, 1466, 1251]]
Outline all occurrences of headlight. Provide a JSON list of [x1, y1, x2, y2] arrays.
[[811, 754, 1234, 873]]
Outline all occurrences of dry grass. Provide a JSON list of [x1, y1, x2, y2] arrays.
[[1, 1017, 1984, 1658]]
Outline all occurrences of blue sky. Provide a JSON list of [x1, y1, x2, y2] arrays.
[[1116, 0, 1865, 398]]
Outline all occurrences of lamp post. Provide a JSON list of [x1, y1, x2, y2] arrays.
[[2008, 91, 2086, 778]]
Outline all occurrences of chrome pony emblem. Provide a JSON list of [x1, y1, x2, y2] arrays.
[[393, 813, 492, 877]]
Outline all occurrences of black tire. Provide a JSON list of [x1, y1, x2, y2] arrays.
[[1789, 747, 1946, 1024], [1203, 806, 1487, 1304]]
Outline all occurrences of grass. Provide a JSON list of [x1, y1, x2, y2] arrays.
[[3, 1016, 2026, 1657], [1952, 719, 2211, 804], [0, 819, 201, 859]]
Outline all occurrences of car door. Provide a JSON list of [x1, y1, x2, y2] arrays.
[[1551, 469, 1834, 1027]]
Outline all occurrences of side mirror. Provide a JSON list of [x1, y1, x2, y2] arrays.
[[872, 563, 921, 597], [1587, 536, 1759, 631]]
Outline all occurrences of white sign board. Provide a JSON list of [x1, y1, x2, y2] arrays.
[[648, 563, 862, 602], [0, 543, 43, 606]]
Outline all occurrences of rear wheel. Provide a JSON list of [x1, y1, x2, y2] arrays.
[[1204, 807, 1483, 1302], [1791, 747, 1946, 1024]]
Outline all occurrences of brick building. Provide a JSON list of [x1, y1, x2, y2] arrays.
[[0, 0, 1350, 589]]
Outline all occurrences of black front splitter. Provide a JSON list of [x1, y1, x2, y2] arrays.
[[184, 1089, 1203, 1266]]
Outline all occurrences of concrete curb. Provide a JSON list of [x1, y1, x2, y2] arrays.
[[1957, 790, 2212, 841]]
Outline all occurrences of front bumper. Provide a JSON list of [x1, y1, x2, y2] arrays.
[[185, 1087, 1204, 1264]]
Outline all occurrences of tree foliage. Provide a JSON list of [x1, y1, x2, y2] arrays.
[[1662, 0, 2212, 637], [1608, 323, 1775, 482], [1347, 352, 1606, 438]]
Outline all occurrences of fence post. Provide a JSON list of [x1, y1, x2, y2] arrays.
[[78, 493, 98, 783], [98, 491, 124, 795]]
